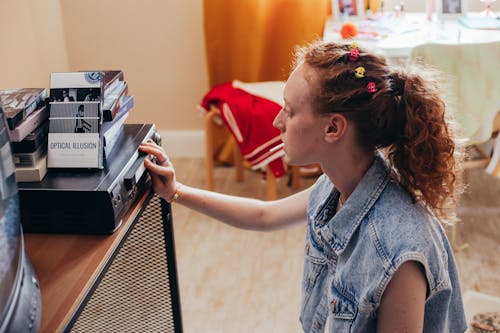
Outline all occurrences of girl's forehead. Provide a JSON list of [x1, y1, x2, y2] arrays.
[[286, 65, 307, 89], [285, 64, 316, 101], [290, 63, 315, 82]]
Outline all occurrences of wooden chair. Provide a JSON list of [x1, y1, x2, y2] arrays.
[[205, 105, 301, 200], [484, 112, 500, 177], [464, 112, 500, 175]]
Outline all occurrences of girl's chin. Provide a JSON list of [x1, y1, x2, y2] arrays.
[[284, 157, 304, 167]]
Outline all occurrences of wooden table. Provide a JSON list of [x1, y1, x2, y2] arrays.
[[24, 189, 151, 333]]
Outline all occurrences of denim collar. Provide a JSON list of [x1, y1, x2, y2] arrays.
[[318, 153, 390, 255]]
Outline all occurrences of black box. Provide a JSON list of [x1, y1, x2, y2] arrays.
[[18, 124, 160, 234]]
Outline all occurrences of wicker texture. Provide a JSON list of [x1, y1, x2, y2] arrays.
[[71, 195, 176, 332]]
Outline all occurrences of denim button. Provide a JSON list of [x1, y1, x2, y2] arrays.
[[330, 299, 337, 313]]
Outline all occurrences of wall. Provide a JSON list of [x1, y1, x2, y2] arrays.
[[59, 0, 208, 131], [0, 0, 70, 89]]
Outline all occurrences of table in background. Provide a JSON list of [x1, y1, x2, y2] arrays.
[[323, 13, 500, 59]]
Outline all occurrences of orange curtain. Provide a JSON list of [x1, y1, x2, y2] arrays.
[[203, 0, 331, 87], [203, 0, 330, 165]]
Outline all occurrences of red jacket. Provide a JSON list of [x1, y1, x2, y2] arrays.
[[201, 81, 286, 178]]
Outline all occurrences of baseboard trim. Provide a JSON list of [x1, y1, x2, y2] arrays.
[[158, 130, 205, 158]]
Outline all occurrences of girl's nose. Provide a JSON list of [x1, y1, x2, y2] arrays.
[[273, 109, 284, 130]]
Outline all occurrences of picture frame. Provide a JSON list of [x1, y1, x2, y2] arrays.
[[436, 0, 468, 18], [332, 0, 366, 20]]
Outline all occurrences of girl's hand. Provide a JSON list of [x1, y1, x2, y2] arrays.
[[139, 139, 179, 202]]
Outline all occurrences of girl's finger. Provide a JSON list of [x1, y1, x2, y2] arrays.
[[140, 145, 168, 163], [144, 158, 174, 177]]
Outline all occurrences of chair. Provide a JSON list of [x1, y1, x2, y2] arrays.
[[205, 105, 301, 200], [484, 112, 500, 177], [464, 114, 500, 173]]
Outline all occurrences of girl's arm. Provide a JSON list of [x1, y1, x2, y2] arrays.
[[174, 184, 312, 231], [377, 261, 427, 332], [139, 140, 311, 231]]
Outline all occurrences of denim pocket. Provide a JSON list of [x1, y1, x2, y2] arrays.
[[301, 229, 328, 321], [303, 240, 327, 291], [328, 285, 357, 332]]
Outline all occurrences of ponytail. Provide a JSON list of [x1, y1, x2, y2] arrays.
[[386, 67, 464, 224]]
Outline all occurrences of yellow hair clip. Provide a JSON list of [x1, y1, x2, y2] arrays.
[[354, 66, 365, 79]]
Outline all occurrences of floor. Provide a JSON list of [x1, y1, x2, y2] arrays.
[[170, 158, 500, 333]]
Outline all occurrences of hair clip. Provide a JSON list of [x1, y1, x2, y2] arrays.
[[367, 82, 377, 94], [354, 66, 365, 79], [348, 43, 359, 62]]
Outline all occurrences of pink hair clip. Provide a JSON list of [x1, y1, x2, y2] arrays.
[[348, 43, 359, 62], [367, 82, 377, 94]]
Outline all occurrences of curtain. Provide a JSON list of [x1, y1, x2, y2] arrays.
[[203, 0, 330, 165], [203, 0, 331, 87]]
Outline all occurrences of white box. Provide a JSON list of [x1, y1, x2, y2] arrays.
[[463, 290, 500, 328]]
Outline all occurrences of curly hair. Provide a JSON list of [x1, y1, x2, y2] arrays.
[[296, 41, 464, 224]]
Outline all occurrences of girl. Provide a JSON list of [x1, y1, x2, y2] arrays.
[[140, 41, 467, 332]]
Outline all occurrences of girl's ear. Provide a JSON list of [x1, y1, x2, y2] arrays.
[[324, 113, 348, 143]]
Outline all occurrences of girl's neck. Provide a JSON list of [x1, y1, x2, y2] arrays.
[[322, 150, 374, 203]]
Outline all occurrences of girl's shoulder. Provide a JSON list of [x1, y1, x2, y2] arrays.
[[366, 181, 452, 292]]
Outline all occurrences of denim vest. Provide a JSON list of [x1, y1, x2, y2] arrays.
[[300, 155, 467, 333]]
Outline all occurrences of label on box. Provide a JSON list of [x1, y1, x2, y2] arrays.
[[47, 133, 100, 168]]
